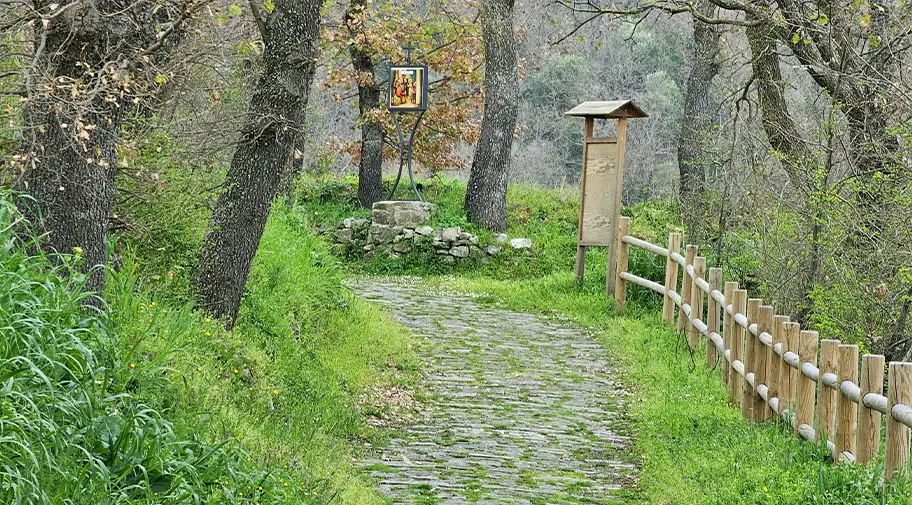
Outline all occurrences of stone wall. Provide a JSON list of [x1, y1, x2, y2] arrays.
[[328, 201, 532, 263]]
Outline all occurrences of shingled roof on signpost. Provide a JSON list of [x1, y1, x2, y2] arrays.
[[564, 100, 649, 119]]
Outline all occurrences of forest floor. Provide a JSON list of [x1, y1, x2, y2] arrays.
[[352, 277, 636, 504]]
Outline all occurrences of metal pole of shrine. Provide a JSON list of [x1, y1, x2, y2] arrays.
[[387, 44, 429, 201]]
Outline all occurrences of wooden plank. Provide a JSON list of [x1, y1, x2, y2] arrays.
[[835, 345, 859, 463], [816, 340, 839, 444], [886, 363, 912, 480], [677, 245, 698, 332], [613, 217, 630, 310], [856, 354, 885, 464], [742, 298, 761, 421], [575, 118, 594, 287], [730, 289, 747, 406], [687, 256, 706, 350], [606, 119, 628, 295], [796, 330, 819, 438], [756, 306, 774, 420], [780, 322, 800, 415], [767, 315, 789, 420], [662, 233, 682, 323], [722, 281, 738, 388], [706, 268, 722, 369], [565, 100, 648, 119]]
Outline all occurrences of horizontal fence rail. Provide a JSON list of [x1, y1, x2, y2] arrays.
[[611, 216, 912, 491]]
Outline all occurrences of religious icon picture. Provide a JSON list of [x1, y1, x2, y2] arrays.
[[388, 65, 428, 111]]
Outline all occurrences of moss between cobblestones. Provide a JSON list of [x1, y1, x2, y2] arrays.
[[353, 278, 634, 504]]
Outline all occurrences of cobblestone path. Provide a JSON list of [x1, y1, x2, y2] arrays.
[[352, 278, 634, 504]]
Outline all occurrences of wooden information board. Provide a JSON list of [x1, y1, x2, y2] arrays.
[[580, 140, 619, 246], [565, 100, 646, 294]]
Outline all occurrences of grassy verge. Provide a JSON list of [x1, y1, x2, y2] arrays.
[[439, 273, 910, 505], [294, 175, 912, 503], [294, 174, 678, 283], [2, 193, 417, 504]]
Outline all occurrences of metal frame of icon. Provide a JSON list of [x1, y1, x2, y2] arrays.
[[386, 50, 429, 201], [387, 64, 429, 112]]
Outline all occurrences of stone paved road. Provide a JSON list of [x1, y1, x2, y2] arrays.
[[352, 278, 634, 504]]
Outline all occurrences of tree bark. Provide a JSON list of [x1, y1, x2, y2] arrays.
[[464, 0, 518, 232], [746, 23, 816, 190], [16, 0, 184, 296], [677, 0, 721, 244], [747, 21, 824, 324], [346, 0, 384, 208], [194, 0, 322, 327]]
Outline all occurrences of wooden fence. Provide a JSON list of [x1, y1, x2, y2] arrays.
[[612, 216, 912, 485]]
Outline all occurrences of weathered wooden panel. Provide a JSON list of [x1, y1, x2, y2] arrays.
[[580, 140, 619, 246]]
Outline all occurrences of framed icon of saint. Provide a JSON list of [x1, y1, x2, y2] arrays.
[[388, 65, 428, 112]]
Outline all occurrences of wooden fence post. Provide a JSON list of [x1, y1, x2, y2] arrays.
[[780, 322, 800, 417], [816, 339, 839, 444], [757, 306, 774, 420], [856, 354, 885, 465], [885, 363, 912, 481], [662, 233, 682, 323], [835, 344, 859, 463], [768, 315, 789, 418], [722, 281, 738, 387], [730, 289, 747, 406], [614, 217, 631, 311], [677, 245, 698, 332], [706, 268, 722, 369], [742, 298, 761, 422], [795, 330, 819, 438], [687, 256, 706, 350]]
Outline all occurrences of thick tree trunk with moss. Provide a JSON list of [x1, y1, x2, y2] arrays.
[[346, 0, 384, 208], [194, 0, 322, 327], [746, 25, 815, 189], [464, 0, 518, 232], [677, 0, 721, 245], [16, 0, 183, 297], [747, 22, 824, 323]]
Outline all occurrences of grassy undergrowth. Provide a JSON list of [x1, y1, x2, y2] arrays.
[[295, 174, 678, 282], [1, 194, 417, 504], [442, 273, 911, 505], [297, 175, 912, 503]]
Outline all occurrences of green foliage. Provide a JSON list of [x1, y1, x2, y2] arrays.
[[103, 203, 418, 504], [2, 189, 417, 504], [113, 131, 221, 300], [296, 175, 657, 285], [0, 195, 289, 504], [523, 55, 589, 112]]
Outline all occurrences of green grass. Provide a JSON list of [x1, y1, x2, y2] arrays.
[[291, 175, 912, 503], [1, 192, 418, 504], [441, 273, 912, 505], [294, 174, 678, 283]]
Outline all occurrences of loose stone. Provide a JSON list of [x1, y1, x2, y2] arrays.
[[510, 238, 532, 249], [450, 245, 470, 258]]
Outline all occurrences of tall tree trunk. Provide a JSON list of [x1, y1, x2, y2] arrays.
[[346, 0, 384, 208], [464, 0, 518, 232], [746, 24, 815, 190], [676, 0, 721, 245], [15, 0, 183, 297], [747, 22, 823, 323], [194, 0, 322, 327]]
